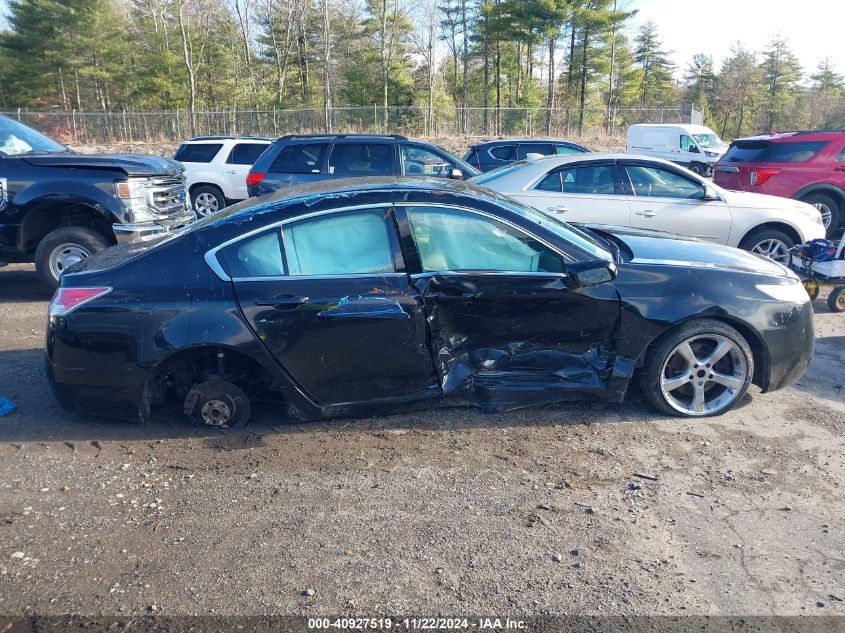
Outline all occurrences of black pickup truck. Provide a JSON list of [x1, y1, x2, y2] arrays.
[[0, 115, 195, 287]]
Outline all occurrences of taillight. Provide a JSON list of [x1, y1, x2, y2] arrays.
[[49, 287, 112, 317], [246, 172, 266, 187], [750, 168, 780, 186]]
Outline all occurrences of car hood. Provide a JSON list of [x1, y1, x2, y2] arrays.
[[586, 224, 791, 278], [719, 188, 815, 214], [22, 153, 184, 177]]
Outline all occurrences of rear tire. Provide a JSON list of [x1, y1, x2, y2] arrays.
[[799, 192, 840, 237], [640, 319, 754, 418], [34, 226, 111, 289], [191, 185, 226, 217], [828, 287, 845, 313], [739, 228, 795, 265], [689, 161, 708, 176]]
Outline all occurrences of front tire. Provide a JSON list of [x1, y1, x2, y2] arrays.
[[689, 161, 709, 176], [640, 319, 754, 417], [191, 185, 226, 217], [800, 192, 840, 237], [34, 226, 111, 289], [739, 228, 795, 265]]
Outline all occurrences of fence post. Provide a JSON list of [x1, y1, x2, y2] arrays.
[[374, 104, 378, 134], [72, 109, 78, 144], [16, 107, 20, 122]]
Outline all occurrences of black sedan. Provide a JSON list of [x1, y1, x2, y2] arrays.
[[46, 178, 814, 427]]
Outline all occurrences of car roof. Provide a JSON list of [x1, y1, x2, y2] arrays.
[[276, 133, 408, 142], [472, 138, 585, 146], [186, 135, 273, 142], [733, 130, 845, 143]]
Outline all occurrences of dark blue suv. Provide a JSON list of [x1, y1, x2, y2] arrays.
[[464, 138, 590, 172], [247, 134, 480, 197]]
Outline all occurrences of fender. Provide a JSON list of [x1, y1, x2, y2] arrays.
[[793, 182, 845, 204]]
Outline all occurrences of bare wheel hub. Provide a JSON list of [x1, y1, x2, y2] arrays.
[[200, 399, 232, 427]]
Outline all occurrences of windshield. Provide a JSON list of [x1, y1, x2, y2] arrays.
[[0, 116, 67, 155], [692, 133, 722, 149], [494, 193, 612, 262], [470, 160, 530, 185]]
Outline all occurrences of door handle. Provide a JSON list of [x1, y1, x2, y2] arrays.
[[547, 205, 569, 214], [635, 210, 657, 218], [225, 170, 238, 174], [834, 166, 845, 172], [254, 294, 309, 309]]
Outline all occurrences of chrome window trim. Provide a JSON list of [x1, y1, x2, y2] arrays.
[[398, 201, 576, 267], [232, 272, 406, 283], [410, 270, 568, 280], [204, 203, 393, 281]]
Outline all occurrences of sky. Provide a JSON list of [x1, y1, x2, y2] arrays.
[[627, 0, 845, 81]]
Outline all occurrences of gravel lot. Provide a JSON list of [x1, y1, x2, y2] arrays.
[[0, 262, 843, 619]]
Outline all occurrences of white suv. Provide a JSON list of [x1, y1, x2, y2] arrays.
[[174, 136, 272, 216]]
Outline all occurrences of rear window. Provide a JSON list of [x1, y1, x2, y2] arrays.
[[722, 140, 828, 163], [174, 143, 223, 163], [517, 143, 555, 159], [489, 145, 516, 160], [269, 143, 328, 174], [328, 143, 393, 176], [227, 143, 268, 165]]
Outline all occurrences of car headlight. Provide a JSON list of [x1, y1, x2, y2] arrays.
[[756, 282, 810, 303], [705, 151, 719, 158], [115, 178, 155, 222]]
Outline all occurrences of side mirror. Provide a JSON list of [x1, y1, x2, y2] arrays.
[[688, 145, 700, 154], [448, 168, 464, 180], [702, 186, 721, 201], [568, 260, 617, 287]]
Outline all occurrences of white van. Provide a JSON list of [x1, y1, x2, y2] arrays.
[[626, 124, 727, 176]]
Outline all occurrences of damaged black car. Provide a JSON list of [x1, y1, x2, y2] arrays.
[[46, 178, 814, 427]]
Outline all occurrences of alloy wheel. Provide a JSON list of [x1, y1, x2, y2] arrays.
[[194, 192, 220, 217], [48, 243, 91, 281], [750, 238, 790, 264], [659, 334, 748, 416], [812, 202, 833, 229]]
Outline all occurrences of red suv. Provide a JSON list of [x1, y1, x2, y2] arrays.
[[713, 130, 845, 237]]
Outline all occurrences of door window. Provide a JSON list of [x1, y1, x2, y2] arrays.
[[836, 145, 845, 163], [219, 230, 284, 278], [401, 145, 456, 177], [328, 143, 393, 176], [227, 143, 269, 165], [535, 164, 615, 195], [282, 209, 395, 276], [517, 143, 555, 159], [625, 165, 704, 199], [174, 143, 222, 163], [489, 145, 516, 160], [406, 206, 564, 273], [269, 143, 327, 173], [555, 144, 584, 155], [680, 135, 697, 152]]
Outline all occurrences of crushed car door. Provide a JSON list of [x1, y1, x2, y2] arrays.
[[224, 206, 439, 405], [396, 203, 621, 411]]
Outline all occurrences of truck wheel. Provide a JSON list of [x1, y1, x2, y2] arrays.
[[191, 185, 226, 217], [689, 162, 708, 176], [640, 319, 754, 417], [34, 227, 111, 288], [800, 192, 840, 237]]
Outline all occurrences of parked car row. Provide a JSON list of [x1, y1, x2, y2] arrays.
[[0, 115, 826, 429]]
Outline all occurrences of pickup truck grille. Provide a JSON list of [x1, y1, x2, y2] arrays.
[[146, 175, 188, 217]]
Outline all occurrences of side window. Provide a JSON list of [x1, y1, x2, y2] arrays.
[[269, 143, 327, 174], [406, 206, 564, 274], [837, 145, 845, 163], [328, 143, 393, 176], [282, 209, 395, 275], [535, 171, 562, 192], [680, 135, 697, 152], [227, 143, 269, 165], [625, 165, 704, 199], [489, 145, 516, 161], [555, 144, 584, 155], [174, 143, 222, 163], [517, 143, 555, 159], [766, 140, 827, 163], [401, 145, 455, 177], [558, 165, 616, 195], [219, 230, 284, 278]]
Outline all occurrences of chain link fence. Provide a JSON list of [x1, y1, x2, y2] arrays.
[[4, 106, 701, 145]]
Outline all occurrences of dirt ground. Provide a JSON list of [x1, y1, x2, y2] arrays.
[[0, 262, 843, 620]]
